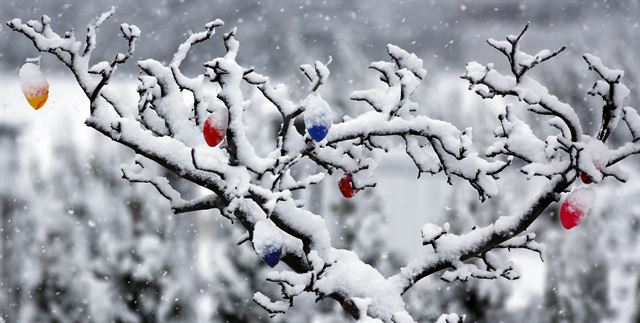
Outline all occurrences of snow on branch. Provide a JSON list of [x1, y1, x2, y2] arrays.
[[497, 232, 544, 261], [440, 259, 519, 282], [253, 292, 290, 317], [622, 107, 640, 141], [121, 156, 224, 214], [486, 22, 566, 82], [463, 23, 639, 184], [390, 175, 570, 295], [420, 227, 541, 283], [170, 19, 224, 127], [435, 313, 466, 323], [583, 53, 630, 141], [121, 157, 183, 202], [391, 23, 638, 300], [8, 13, 639, 323], [89, 21, 140, 102], [335, 43, 509, 200], [253, 269, 314, 315], [83, 6, 115, 56], [300, 56, 332, 92]]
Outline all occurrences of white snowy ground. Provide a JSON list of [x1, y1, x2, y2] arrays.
[[0, 76, 544, 311]]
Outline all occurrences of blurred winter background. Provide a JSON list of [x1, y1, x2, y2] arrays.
[[1, 0, 639, 322]]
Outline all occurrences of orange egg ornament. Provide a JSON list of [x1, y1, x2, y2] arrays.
[[19, 63, 49, 110]]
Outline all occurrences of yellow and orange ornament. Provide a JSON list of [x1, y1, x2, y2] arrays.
[[19, 58, 49, 110]]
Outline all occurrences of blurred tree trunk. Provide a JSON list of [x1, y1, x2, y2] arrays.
[[0, 124, 26, 323]]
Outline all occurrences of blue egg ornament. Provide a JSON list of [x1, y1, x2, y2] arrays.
[[307, 124, 329, 142], [263, 246, 282, 267], [303, 93, 333, 142]]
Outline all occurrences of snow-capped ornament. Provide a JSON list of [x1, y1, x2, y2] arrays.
[[19, 62, 49, 110], [203, 107, 229, 147], [560, 187, 595, 230], [252, 219, 283, 268], [578, 138, 609, 183], [303, 93, 332, 142], [339, 173, 357, 198]]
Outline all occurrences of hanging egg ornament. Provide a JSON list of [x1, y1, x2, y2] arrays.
[[203, 107, 229, 147], [308, 124, 329, 142], [559, 187, 595, 230], [579, 172, 592, 184], [303, 93, 332, 142], [263, 246, 283, 268], [339, 173, 357, 198], [252, 220, 283, 268], [19, 62, 49, 110]]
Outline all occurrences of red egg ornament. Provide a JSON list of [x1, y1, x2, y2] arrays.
[[579, 172, 592, 184], [203, 109, 229, 147], [339, 174, 357, 198], [559, 187, 595, 230]]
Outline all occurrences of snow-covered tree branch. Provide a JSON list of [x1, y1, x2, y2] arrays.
[[7, 10, 639, 322]]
